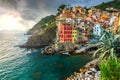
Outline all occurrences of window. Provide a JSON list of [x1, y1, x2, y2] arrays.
[[64, 31, 66, 34], [66, 26, 68, 30], [61, 35, 63, 38], [68, 35, 71, 37], [67, 39, 69, 41], [95, 27, 96, 30], [64, 39, 66, 42]]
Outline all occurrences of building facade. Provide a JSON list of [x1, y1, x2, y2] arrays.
[[93, 24, 102, 36], [72, 28, 77, 43], [59, 24, 73, 42]]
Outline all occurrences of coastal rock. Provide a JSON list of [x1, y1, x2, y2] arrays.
[[66, 77, 71, 80], [66, 59, 100, 80], [44, 46, 56, 54], [20, 25, 57, 48], [79, 67, 87, 73], [20, 15, 56, 48], [27, 15, 55, 35]]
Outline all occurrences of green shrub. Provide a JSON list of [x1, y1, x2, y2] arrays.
[[100, 58, 120, 80]]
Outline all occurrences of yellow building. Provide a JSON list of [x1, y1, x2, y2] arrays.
[[88, 10, 92, 17], [72, 27, 77, 43], [101, 13, 110, 21], [113, 13, 120, 34], [118, 14, 120, 31]]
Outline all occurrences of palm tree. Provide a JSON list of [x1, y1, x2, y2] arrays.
[[93, 30, 120, 60]]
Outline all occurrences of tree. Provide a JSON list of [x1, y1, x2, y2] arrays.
[[57, 4, 66, 15], [113, 0, 120, 1]]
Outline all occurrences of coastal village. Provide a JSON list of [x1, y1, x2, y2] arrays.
[[17, 0, 120, 79], [54, 5, 120, 80], [44, 5, 120, 54], [1, 0, 120, 80], [21, 2, 120, 80], [56, 6, 120, 43]]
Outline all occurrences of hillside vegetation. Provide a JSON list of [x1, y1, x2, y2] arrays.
[[21, 15, 57, 48], [27, 15, 55, 34], [95, 0, 120, 10]]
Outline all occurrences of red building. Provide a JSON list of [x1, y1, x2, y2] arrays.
[[85, 28, 89, 37], [59, 24, 73, 42]]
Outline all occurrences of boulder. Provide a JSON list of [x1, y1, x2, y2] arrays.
[[44, 46, 56, 54], [66, 59, 100, 80]]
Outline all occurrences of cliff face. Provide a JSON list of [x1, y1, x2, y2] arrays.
[[21, 15, 57, 48], [27, 15, 55, 34]]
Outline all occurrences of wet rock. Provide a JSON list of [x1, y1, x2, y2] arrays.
[[20, 25, 57, 48], [79, 67, 87, 73], [66, 77, 71, 80], [66, 59, 100, 80], [44, 46, 56, 54], [95, 71, 101, 78], [74, 72, 77, 76]]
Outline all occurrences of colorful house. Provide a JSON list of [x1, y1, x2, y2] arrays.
[[118, 14, 120, 31], [101, 13, 110, 21], [93, 24, 102, 36], [85, 28, 89, 37], [113, 13, 120, 34], [59, 24, 73, 43], [58, 23, 77, 43], [72, 28, 77, 43], [109, 14, 116, 26]]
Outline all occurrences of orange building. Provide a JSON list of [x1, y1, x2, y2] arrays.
[[59, 24, 73, 42]]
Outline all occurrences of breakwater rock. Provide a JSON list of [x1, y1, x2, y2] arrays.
[[66, 59, 100, 80]]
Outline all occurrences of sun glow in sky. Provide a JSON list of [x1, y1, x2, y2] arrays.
[[0, 13, 27, 31]]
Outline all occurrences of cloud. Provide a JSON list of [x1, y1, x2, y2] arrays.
[[0, 0, 20, 10], [0, 0, 37, 31], [0, 0, 113, 31], [0, 0, 113, 20], [0, 7, 36, 31]]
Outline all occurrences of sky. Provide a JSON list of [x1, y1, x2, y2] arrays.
[[0, 0, 112, 31]]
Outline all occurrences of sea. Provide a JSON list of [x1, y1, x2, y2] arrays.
[[0, 31, 92, 80]]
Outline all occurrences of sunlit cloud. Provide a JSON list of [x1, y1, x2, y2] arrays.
[[0, 14, 24, 31], [0, 0, 113, 31], [0, 7, 36, 31]]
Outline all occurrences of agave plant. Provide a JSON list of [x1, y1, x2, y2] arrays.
[[93, 30, 120, 60]]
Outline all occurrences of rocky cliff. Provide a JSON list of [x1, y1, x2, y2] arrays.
[[27, 15, 55, 34], [20, 15, 57, 48]]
